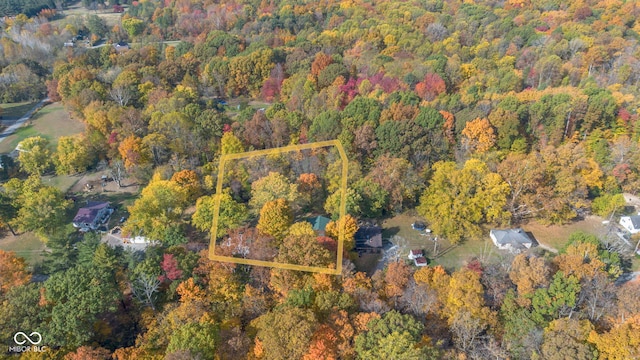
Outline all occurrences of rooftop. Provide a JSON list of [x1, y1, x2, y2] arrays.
[[73, 202, 110, 224], [490, 228, 534, 247], [307, 215, 331, 232]]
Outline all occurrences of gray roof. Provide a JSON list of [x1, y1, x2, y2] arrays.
[[628, 215, 640, 229], [490, 228, 533, 246]]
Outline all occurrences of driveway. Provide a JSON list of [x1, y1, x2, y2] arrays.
[[0, 98, 49, 144]]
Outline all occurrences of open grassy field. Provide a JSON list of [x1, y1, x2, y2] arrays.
[[0, 103, 85, 153], [0, 101, 40, 120], [53, 3, 125, 28], [0, 232, 45, 267], [380, 212, 607, 271]]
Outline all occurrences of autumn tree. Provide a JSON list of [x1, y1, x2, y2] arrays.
[[55, 135, 92, 175], [540, 318, 595, 360], [325, 215, 359, 251], [221, 131, 244, 155], [124, 179, 188, 240], [170, 169, 201, 201], [588, 315, 640, 360], [418, 159, 511, 243], [118, 135, 150, 170], [257, 199, 292, 241], [252, 307, 317, 360], [461, 118, 496, 153], [0, 250, 31, 295], [249, 172, 300, 213], [509, 254, 550, 306], [17, 136, 52, 175], [13, 182, 71, 238]]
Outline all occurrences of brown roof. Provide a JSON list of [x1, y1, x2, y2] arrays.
[[73, 202, 109, 224]]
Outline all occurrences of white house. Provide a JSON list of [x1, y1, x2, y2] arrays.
[[619, 215, 640, 234], [490, 228, 536, 254]]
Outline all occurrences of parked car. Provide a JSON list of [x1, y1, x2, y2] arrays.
[[411, 221, 427, 231], [119, 216, 127, 223]]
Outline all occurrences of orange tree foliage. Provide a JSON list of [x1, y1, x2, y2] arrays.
[[509, 254, 550, 306], [118, 135, 150, 170], [461, 118, 496, 153], [0, 250, 31, 295], [170, 169, 201, 201]]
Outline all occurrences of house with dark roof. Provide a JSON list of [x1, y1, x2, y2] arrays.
[[489, 228, 536, 254], [619, 215, 640, 234], [72, 202, 113, 230], [307, 215, 331, 236], [355, 226, 383, 253]]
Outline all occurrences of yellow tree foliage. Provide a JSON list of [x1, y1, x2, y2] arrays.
[[55, 135, 91, 175], [509, 254, 550, 306], [588, 314, 640, 360], [325, 215, 358, 251], [462, 118, 496, 153], [289, 221, 316, 237], [221, 131, 244, 155], [257, 199, 293, 241]]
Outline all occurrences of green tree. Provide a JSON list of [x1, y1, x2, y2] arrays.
[[122, 17, 145, 38], [418, 159, 511, 243], [324, 187, 362, 219], [86, 14, 108, 38], [0, 191, 18, 235], [355, 311, 425, 360], [166, 321, 218, 359], [42, 264, 120, 347], [531, 272, 581, 325], [17, 136, 52, 175], [192, 192, 248, 237]]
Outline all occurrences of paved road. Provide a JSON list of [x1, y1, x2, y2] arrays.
[[0, 98, 49, 144]]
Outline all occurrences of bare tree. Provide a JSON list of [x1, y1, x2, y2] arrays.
[[109, 159, 126, 188], [109, 85, 132, 107], [451, 310, 487, 353], [578, 272, 616, 323], [131, 273, 161, 311]]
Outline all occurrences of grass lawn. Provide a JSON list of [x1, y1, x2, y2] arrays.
[[0, 232, 45, 267], [380, 212, 609, 271], [0, 101, 39, 120], [42, 174, 82, 193], [0, 103, 85, 153]]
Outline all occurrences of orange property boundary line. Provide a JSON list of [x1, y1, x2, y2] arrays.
[[208, 140, 349, 275]]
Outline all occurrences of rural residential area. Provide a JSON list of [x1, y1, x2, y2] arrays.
[[1, 0, 640, 359]]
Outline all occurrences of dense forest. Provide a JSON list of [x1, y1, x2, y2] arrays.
[[1, 0, 640, 358]]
